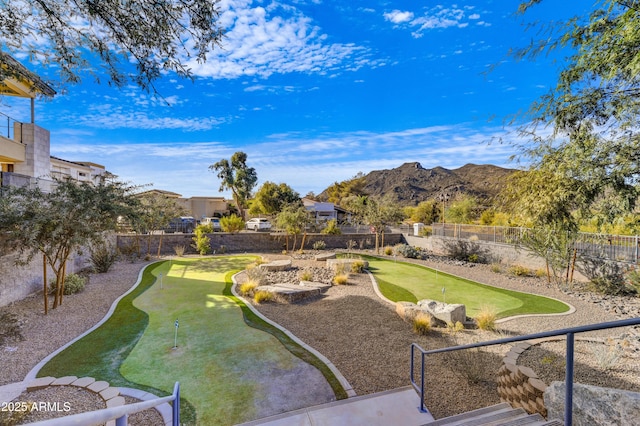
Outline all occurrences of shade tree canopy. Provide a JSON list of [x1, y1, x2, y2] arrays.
[[210, 151, 257, 219]]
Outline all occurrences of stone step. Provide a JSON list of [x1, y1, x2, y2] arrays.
[[423, 404, 563, 426]]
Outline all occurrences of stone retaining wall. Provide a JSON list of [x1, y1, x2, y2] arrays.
[[116, 232, 403, 256]]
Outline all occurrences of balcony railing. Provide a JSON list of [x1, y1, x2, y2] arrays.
[[1, 111, 23, 141], [410, 317, 640, 425]]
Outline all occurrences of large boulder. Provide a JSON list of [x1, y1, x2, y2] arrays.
[[258, 259, 292, 271], [544, 381, 640, 425], [395, 301, 446, 327], [417, 299, 466, 324]]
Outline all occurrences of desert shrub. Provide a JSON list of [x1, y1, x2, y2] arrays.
[[490, 263, 502, 273], [192, 224, 212, 255], [119, 240, 139, 262], [446, 321, 465, 335], [346, 240, 357, 251], [217, 245, 227, 254], [220, 214, 244, 233], [245, 265, 267, 285], [592, 343, 621, 371], [50, 273, 87, 295], [446, 347, 491, 384], [239, 281, 258, 296], [0, 311, 23, 346], [350, 260, 366, 273], [508, 264, 530, 277], [312, 240, 327, 250], [173, 245, 186, 257], [253, 290, 274, 304], [534, 268, 547, 278], [384, 246, 393, 256], [299, 269, 313, 281], [90, 242, 119, 273], [333, 273, 349, 285], [578, 256, 635, 296], [412, 313, 432, 335], [625, 267, 640, 294], [393, 243, 419, 259], [475, 306, 497, 331], [419, 226, 432, 237], [321, 219, 342, 235], [441, 238, 492, 264]]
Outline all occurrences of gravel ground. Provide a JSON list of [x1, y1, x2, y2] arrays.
[[244, 251, 640, 420], [1, 252, 639, 423]]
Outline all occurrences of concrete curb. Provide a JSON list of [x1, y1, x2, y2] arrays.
[[231, 272, 356, 398]]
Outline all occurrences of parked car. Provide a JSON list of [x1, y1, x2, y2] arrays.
[[245, 218, 272, 231], [164, 216, 196, 233], [200, 217, 221, 231]]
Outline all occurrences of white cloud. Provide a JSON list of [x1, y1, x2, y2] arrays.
[[183, 0, 373, 79], [383, 10, 415, 24], [384, 6, 487, 38]]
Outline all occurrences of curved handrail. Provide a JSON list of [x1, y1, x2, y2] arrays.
[[410, 317, 640, 425], [27, 382, 180, 426]]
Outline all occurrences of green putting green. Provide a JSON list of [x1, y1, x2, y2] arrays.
[[38, 257, 344, 425], [362, 255, 570, 318]]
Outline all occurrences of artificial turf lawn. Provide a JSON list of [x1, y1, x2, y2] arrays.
[[362, 255, 570, 318], [39, 256, 346, 425]]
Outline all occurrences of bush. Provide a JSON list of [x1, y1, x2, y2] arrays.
[[192, 224, 212, 255], [475, 306, 497, 331], [321, 219, 341, 235], [220, 214, 244, 233], [393, 244, 420, 259], [173, 245, 186, 257], [350, 260, 366, 273], [508, 264, 530, 277], [446, 321, 465, 334], [490, 263, 502, 273], [299, 269, 313, 281], [245, 265, 267, 286], [625, 267, 640, 294], [441, 238, 492, 264], [578, 256, 636, 296], [239, 281, 258, 296], [50, 273, 86, 295], [312, 240, 327, 250], [333, 273, 349, 285], [90, 242, 119, 273], [413, 313, 431, 335], [384, 246, 393, 256], [253, 290, 274, 304]]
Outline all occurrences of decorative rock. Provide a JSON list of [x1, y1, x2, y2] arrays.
[[545, 382, 640, 425], [105, 396, 126, 407], [259, 259, 292, 271], [71, 377, 96, 387], [88, 380, 110, 393], [257, 281, 331, 302], [100, 386, 120, 401], [417, 299, 466, 324], [51, 376, 78, 386], [27, 376, 56, 391], [314, 253, 336, 261]]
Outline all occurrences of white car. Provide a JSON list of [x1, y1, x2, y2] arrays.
[[245, 218, 272, 231]]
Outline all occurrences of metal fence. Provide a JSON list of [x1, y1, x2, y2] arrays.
[[1, 111, 22, 141], [430, 223, 639, 264]]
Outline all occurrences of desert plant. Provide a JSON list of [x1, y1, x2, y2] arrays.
[[393, 243, 419, 259], [173, 245, 186, 257], [508, 264, 530, 277], [446, 346, 491, 384], [446, 321, 465, 334], [220, 214, 244, 233], [591, 343, 621, 371], [245, 265, 267, 286], [441, 238, 492, 264], [333, 273, 349, 285], [350, 260, 366, 273], [490, 263, 502, 273], [321, 219, 341, 235], [192, 224, 212, 255], [0, 311, 23, 346], [534, 268, 547, 278], [239, 281, 258, 296], [468, 253, 479, 263], [299, 269, 313, 281], [90, 241, 119, 273], [346, 240, 357, 251], [312, 240, 327, 250], [625, 267, 640, 294], [253, 290, 274, 304], [578, 256, 635, 296], [475, 306, 497, 331], [412, 313, 432, 335], [49, 273, 86, 296], [384, 246, 393, 256]]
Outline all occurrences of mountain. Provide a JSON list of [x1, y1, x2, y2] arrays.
[[323, 162, 517, 206]]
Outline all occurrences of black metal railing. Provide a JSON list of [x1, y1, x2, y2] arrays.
[[0, 111, 23, 141], [410, 317, 640, 425]]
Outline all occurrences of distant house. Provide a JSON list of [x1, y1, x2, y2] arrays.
[[302, 197, 352, 223], [136, 189, 231, 220], [0, 53, 106, 191]]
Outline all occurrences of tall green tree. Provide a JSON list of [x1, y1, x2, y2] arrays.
[[0, 177, 139, 313], [0, 0, 224, 93], [132, 191, 186, 257], [210, 152, 258, 220], [323, 173, 367, 205], [249, 181, 300, 216], [508, 1, 640, 227], [354, 196, 403, 254], [275, 203, 311, 252]]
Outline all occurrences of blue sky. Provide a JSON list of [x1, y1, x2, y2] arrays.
[[1, 0, 593, 198]]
